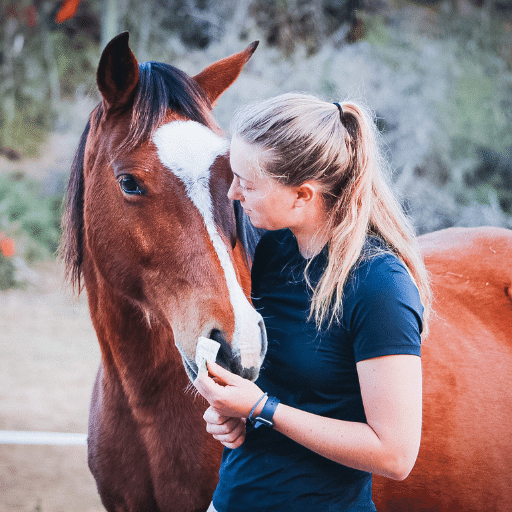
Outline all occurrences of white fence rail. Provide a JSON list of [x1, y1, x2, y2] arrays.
[[0, 430, 87, 445]]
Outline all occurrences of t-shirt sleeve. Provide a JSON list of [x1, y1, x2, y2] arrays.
[[346, 256, 424, 362]]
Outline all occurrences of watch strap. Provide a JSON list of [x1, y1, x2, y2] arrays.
[[253, 396, 280, 428]]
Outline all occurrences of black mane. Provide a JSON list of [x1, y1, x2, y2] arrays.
[[61, 62, 215, 291]]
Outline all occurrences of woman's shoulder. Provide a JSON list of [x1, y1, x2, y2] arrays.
[[356, 237, 409, 277], [348, 238, 421, 309], [345, 240, 424, 359]]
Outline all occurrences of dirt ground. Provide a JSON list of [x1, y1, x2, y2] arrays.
[[0, 261, 106, 512]]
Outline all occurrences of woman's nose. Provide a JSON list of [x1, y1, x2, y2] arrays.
[[228, 178, 243, 201]]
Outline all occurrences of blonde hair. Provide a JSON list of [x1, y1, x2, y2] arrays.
[[230, 93, 431, 334]]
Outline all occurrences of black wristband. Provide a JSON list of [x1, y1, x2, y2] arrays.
[[253, 396, 280, 428]]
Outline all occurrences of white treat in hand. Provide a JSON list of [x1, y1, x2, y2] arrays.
[[195, 337, 221, 374]]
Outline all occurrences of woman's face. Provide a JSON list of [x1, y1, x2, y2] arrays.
[[228, 137, 297, 230]]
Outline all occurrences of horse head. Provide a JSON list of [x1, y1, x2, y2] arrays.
[[62, 32, 266, 382]]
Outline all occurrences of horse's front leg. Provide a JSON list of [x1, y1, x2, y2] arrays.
[[88, 364, 159, 512]]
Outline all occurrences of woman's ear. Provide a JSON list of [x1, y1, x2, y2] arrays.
[[294, 182, 320, 208]]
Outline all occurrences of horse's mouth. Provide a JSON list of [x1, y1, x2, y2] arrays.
[[182, 353, 259, 383], [180, 329, 262, 382], [181, 349, 238, 382]]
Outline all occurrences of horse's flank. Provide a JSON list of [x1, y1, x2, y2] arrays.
[[372, 226, 512, 511]]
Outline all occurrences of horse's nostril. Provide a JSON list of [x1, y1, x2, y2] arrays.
[[209, 329, 225, 344], [209, 329, 233, 371], [241, 366, 258, 382]]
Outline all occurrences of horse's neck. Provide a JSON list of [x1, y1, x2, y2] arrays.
[[85, 276, 219, 506], [85, 275, 190, 410]]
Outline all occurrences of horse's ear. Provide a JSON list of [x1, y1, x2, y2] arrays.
[[97, 32, 139, 111], [193, 41, 259, 107]]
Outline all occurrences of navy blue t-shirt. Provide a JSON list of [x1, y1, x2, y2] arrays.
[[212, 229, 423, 512]]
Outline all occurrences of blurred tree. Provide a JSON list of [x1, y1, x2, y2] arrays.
[[0, 14, 18, 151], [0, 1, 57, 156], [249, 0, 360, 55], [0, 0, 103, 156], [55, 0, 119, 46], [42, 2, 62, 108]]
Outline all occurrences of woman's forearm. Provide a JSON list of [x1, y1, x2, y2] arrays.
[[272, 403, 415, 480]]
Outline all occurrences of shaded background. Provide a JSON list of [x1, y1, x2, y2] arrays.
[[0, 0, 511, 510]]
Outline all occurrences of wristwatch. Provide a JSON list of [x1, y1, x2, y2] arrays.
[[253, 396, 280, 428]]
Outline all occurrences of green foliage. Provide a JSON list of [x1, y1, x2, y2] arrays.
[[354, 7, 512, 220], [444, 55, 512, 161], [358, 12, 393, 48], [3, 110, 50, 158], [432, 48, 512, 213], [0, 172, 62, 265], [250, 0, 357, 55], [51, 31, 99, 98], [0, 12, 100, 157]]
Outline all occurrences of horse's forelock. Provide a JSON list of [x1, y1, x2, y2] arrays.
[[121, 61, 214, 152]]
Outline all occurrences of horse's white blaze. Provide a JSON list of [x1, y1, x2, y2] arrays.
[[153, 121, 264, 371]]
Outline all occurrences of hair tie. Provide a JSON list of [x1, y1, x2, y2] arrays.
[[333, 102, 343, 121]]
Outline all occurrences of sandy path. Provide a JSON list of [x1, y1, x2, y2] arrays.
[[0, 262, 105, 512]]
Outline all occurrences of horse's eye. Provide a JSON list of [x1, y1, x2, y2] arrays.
[[118, 175, 145, 195]]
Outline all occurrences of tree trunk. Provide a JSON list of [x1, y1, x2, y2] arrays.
[[42, 1, 61, 108], [1, 19, 17, 147]]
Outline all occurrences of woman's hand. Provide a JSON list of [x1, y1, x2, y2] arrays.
[[193, 361, 265, 418], [203, 406, 246, 449]]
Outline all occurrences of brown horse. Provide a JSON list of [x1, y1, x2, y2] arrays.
[[61, 33, 266, 511], [373, 226, 512, 511], [63, 33, 512, 512]]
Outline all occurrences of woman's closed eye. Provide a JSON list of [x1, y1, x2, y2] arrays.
[[238, 178, 254, 192]]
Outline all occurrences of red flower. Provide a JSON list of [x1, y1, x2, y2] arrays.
[[0, 236, 15, 258], [56, 0, 82, 23]]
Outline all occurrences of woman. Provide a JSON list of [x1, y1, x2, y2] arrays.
[[194, 93, 431, 512]]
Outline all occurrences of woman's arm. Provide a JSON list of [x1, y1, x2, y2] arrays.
[[272, 354, 422, 480], [194, 354, 422, 480]]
